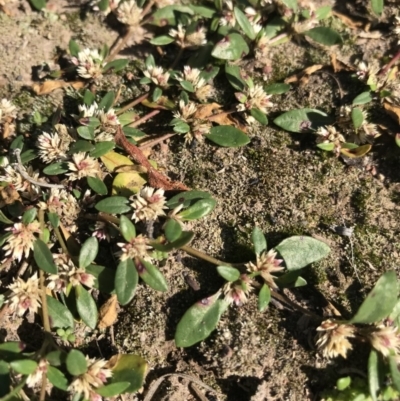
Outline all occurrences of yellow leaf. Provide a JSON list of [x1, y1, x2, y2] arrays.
[[98, 295, 118, 329], [384, 102, 400, 124], [32, 80, 85, 95], [100, 151, 133, 173], [340, 144, 372, 158], [112, 172, 146, 196]]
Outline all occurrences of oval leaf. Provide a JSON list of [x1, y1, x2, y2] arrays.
[[90, 141, 115, 158], [175, 293, 230, 347], [34, 239, 57, 274], [87, 176, 108, 195], [211, 33, 250, 61], [95, 196, 131, 214], [217, 266, 240, 282], [135, 259, 168, 292], [206, 126, 249, 147], [112, 172, 146, 197], [273, 108, 332, 133], [251, 227, 267, 255], [166, 190, 212, 208], [275, 236, 330, 271], [250, 108, 268, 125], [43, 162, 69, 175], [177, 198, 216, 221], [352, 91, 372, 106], [164, 219, 182, 242], [350, 271, 398, 324], [46, 295, 74, 329], [79, 237, 99, 269], [258, 284, 271, 312], [265, 83, 291, 95], [96, 382, 131, 397], [101, 151, 133, 173], [115, 258, 138, 305], [98, 91, 115, 112], [351, 107, 364, 129], [234, 7, 255, 40], [66, 349, 87, 376], [119, 215, 136, 242], [47, 366, 69, 391], [305, 27, 342, 46], [340, 144, 372, 158], [10, 360, 37, 375], [76, 285, 98, 329], [368, 350, 379, 401], [150, 35, 175, 45]]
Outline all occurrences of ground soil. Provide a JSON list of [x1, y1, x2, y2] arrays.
[[0, 1, 400, 400]]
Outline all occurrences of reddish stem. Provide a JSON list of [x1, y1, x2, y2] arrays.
[[379, 48, 400, 76]]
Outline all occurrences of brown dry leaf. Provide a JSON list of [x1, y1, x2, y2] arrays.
[[32, 80, 85, 95], [332, 11, 364, 30], [98, 295, 118, 329], [285, 64, 324, 84], [194, 103, 222, 120], [384, 102, 400, 124], [0, 184, 21, 207]]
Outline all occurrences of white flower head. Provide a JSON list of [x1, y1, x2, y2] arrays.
[[116, 235, 152, 262], [0, 98, 17, 123], [130, 186, 167, 222], [7, 274, 41, 316], [143, 65, 170, 87], [67, 152, 101, 181], [36, 132, 69, 163], [116, 0, 143, 26], [72, 49, 104, 80]]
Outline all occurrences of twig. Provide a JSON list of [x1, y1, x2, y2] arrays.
[[13, 149, 64, 189], [128, 110, 160, 128], [379, 48, 400, 76], [138, 133, 176, 150], [180, 245, 242, 268], [116, 93, 149, 115]]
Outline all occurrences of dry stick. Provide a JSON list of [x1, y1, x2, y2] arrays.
[[207, 108, 237, 122], [13, 149, 64, 189], [138, 133, 176, 150], [128, 109, 160, 128], [116, 93, 150, 115], [379, 48, 400, 76], [169, 46, 185, 70]]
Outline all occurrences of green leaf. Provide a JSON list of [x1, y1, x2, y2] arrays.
[[95, 196, 131, 214], [69, 39, 80, 57], [151, 231, 195, 252], [211, 33, 250, 61], [368, 350, 379, 401], [336, 376, 351, 391], [389, 354, 400, 392], [150, 35, 175, 45], [66, 349, 87, 376], [250, 108, 268, 125], [206, 126, 250, 147], [180, 80, 194, 92], [34, 239, 57, 274], [87, 176, 108, 195], [69, 140, 94, 154], [20, 149, 38, 164], [115, 259, 138, 305], [77, 126, 95, 140], [22, 208, 37, 224], [47, 366, 68, 391], [217, 266, 240, 282], [175, 293, 230, 347], [258, 284, 271, 312], [172, 120, 190, 134], [79, 237, 98, 269], [43, 162, 69, 175], [282, 0, 297, 11], [164, 219, 182, 242], [75, 284, 98, 329], [317, 142, 335, 151], [273, 108, 333, 133], [371, 0, 383, 15], [189, 5, 215, 18], [0, 360, 10, 397], [86, 264, 116, 294], [83, 89, 95, 105], [265, 83, 290, 94], [46, 296, 75, 329], [166, 190, 212, 208], [152, 87, 163, 102], [0, 342, 24, 354], [107, 354, 147, 393], [0, 210, 13, 224], [103, 59, 129, 73], [10, 360, 37, 375], [149, 5, 193, 26], [315, 5, 332, 20], [351, 107, 364, 129], [118, 112, 137, 127], [119, 215, 136, 242], [251, 227, 267, 255], [47, 212, 59, 228], [225, 64, 246, 91], [305, 27, 342, 46], [274, 236, 330, 271], [234, 7, 255, 40], [96, 382, 131, 397], [136, 259, 168, 292], [30, 0, 46, 11], [177, 198, 216, 221], [90, 141, 115, 158], [352, 91, 372, 105], [350, 271, 398, 324], [98, 91, 115, 112]]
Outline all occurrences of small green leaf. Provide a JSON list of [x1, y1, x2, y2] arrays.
[[10, 360, 37, 375], [275, 236, 330, 271], [371, 0, 383, 15], [0, 210, 13, 224], [351, 107, 364, 129], [47, 366, 68, 391], [250, 108, 268, 125], [274, 108, 332, 133], [150, 35, 175, 45], [77, 126, 95, 140], [206, 126, 249, 147], [189, 5, 215, 18], [87, 176, 108, 195], [66, 349, 87, 376], [79, 237, 98, 269], [46, 295, 74, 329], [368, 350, 379, 401], [47, 212, 59, 228], [166, 190, 213, 208], [118, 112, 137, 127], [95, 196, 131, 214], [151, 231, 195, 252], [177, 198, 216, 221], [0, 342, 24, 354], [90, 141, 115, 158], [119, 215, 136, 242], [234, 7, 255, 40], [75, 284, 98, 329], [83, 89, 95, 105], [172, 120, 190, 134], [315, 5, 332, 20], [153, 87, 163, 102], [22, 208, 37, 224], [69, 140, 94, 154], [98, 91, 115, 112], [217, 266, 240, 282], [305, 27, 342, 46], [148, 5, 194, 26], [350, 271, 398, 324], [317, 142, 335, 151], [265, 83, 290, 94], [103, 59, 129, 73], [211, 33, 250, 61], [225, 64, 246, 91], [43, 162, 69, 175], [258, 284, 271, 312], [251, 227, 267, 255], [164, 219, 182, 242], [389, 354, 400, 392], [135, 259, 168, 292], [175, 293, 230, 347], [30, 0, 46, 11], [115, 258, 138, 305], [34, 239, 57, 274], [69, 39, 80, 57], [96, 382, 131, 397], [180, 80, 194, 92], [20, 149, 38, 164], [352, 91, 372, 105], [337, 376, 351, 391], [86, 264, 116, 294], [282, 0, 297, 11]]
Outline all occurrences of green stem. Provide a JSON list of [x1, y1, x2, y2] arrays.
[[180, 245, 243, 268], [53, 226, 69, 256], [169, 46, 184, 70], [0, 378, 27, 401]]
